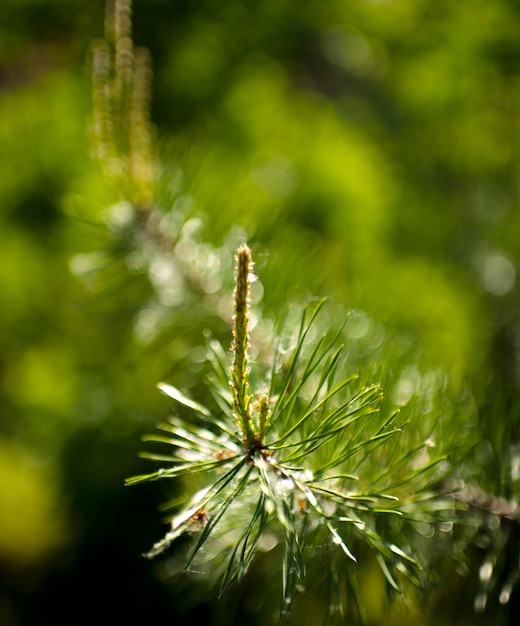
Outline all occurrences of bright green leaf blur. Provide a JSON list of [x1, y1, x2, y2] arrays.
[[1, 1, 519, 625]]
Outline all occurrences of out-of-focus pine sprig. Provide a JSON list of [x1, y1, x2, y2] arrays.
[[127, 244, 474, 622], [82, 0, 247, 351], [91, 0, 157, 212]]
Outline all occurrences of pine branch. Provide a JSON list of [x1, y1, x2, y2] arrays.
[[127, 244, 472, 622], [444, 479, 520, 525]]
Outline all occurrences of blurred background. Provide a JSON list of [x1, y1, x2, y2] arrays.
[[1, 0, 520, 624]]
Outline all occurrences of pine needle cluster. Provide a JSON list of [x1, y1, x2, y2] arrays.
[[127, 245, 472, 621]]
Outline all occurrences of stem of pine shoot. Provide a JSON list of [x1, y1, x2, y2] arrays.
[[231, 245, 257, 448]]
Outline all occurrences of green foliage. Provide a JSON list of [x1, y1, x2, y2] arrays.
[[1, 0, 520, 625]]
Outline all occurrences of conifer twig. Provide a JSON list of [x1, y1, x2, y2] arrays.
[[128, 244, 470, 621]]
